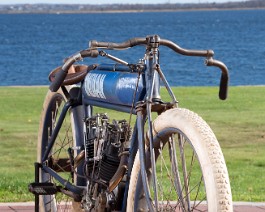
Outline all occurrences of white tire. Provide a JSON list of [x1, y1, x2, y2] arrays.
[[127, 108, 233, 212]]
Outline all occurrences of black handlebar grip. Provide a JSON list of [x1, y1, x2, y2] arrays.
[[219, 72, 229, 100], [49, 69, 68, 92], [205, 58, 229, 100]]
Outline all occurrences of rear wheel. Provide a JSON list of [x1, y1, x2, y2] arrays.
[[37, 89, 83, 212], [127, 108, 232, 212]]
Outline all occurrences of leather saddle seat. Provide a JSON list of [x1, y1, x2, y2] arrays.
[[49, 64, 97, 86]]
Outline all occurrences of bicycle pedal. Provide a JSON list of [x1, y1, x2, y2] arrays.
[[28, 182, 58, 195]]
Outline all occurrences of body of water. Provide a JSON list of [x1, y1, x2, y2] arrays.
[[0, 9, 264, 86]]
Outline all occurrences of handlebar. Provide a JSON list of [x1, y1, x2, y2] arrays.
[[90, 35, 228, 100], [159, 39, 214, 57], [89, 37, 147, 50], [89, 36, 214, 57], [50, 35, 229, 100]]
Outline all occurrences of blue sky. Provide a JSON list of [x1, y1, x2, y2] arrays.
[[0, 0, 244, 4]]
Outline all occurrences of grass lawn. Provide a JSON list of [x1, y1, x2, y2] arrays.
[[0, 86, 264, 202]]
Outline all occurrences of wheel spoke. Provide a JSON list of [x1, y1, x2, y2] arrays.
[[168, 135, 187, 211], [177, 134, 190, 211], [149, 132, 208, 211]]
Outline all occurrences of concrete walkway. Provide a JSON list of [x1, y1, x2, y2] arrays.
[[233, 202, 265, 212], [0, 202, 265, 211]]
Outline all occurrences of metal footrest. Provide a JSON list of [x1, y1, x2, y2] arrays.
[[28, 182, 59, 195]]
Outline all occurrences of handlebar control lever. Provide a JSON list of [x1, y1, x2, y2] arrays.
[[205, 58, 229, 100], [99, 51, 129, 66]]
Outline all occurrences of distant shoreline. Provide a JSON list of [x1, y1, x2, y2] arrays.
[[1, 1, 265, 14], [1, 7, 265, 14]]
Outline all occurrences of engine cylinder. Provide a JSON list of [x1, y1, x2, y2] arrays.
[[99, 153, 120, 182]]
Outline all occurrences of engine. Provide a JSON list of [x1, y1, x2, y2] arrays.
[[83, 113, 131, 211]]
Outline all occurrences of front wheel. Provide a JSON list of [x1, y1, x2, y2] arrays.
[[127, 108, 233, 212]]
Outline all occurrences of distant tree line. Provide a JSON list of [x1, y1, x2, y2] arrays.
[[0, 0, 265, 13]]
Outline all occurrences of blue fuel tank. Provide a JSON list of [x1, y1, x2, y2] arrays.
[[82, 64, 146, 107]]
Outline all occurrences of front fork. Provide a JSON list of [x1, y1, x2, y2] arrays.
[[135, 35, 177, 211], [136, 35, 180, 211], [136, 106, 156, 212]]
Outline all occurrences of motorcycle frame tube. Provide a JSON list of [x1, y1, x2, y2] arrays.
[[40, 100, 88, 194], [82, 98, 137, 114]]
